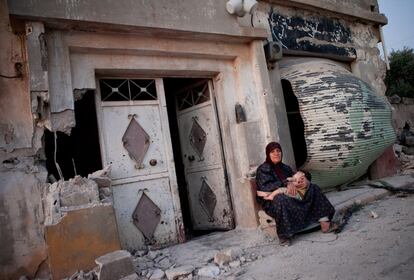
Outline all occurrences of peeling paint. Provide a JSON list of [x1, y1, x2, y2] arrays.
[[269, 9, 357, 59], [280, 58, 395, 188]]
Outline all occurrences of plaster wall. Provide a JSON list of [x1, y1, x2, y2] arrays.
[[0, 162, 48, 279], [0, 1, 33, 153], [0, 2, 49, 279]]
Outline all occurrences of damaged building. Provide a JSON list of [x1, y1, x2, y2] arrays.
[[0, 0, 395, 278]]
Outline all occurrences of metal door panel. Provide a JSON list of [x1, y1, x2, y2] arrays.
[[112, 178, 178, 250], [97, 78, 183, 250], [175, 81, 233, 230], [177, 104, 222, 169], [101, 105, 167, 180], [185, 167, 232, 229]]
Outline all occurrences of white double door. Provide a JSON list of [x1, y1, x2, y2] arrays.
[[97, 78, 232, 250]]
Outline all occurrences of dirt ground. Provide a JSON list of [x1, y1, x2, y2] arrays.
[[237, 194, 414, 280]]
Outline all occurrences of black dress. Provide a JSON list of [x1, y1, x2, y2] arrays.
[[256, 162, 335, 239]]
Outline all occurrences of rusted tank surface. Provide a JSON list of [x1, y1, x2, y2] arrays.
[[279, 58, 395, 188]]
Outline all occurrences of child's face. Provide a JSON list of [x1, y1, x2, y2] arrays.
[[292, 172, 306, 185]]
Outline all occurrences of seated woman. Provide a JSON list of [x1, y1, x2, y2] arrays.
[[255, 142, 336, 246]]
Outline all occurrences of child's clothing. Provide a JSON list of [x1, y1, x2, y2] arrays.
[[279, 186, 308, 200]]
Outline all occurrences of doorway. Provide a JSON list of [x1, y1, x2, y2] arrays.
[[94, 76, 234, 249], [164, 78, 234, 239], [281, 79, 308, 168]]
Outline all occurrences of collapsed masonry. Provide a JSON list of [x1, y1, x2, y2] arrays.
[[41, 166, 122, 279], [44, 165, 113, 225]]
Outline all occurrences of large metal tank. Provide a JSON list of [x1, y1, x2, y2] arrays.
[[279, 58, 395, 188]]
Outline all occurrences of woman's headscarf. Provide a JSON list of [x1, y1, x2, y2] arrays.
[[265, 142, 287, 181]]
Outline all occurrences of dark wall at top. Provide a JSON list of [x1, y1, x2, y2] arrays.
[[269, 10, 357, 59]]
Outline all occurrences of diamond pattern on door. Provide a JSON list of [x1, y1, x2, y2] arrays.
[[189, 118, 207, 157], [198, 178, 217, 220], [132, 193, 161, 240], [122, 117, 150, 166]]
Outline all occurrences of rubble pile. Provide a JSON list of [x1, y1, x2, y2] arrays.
[[394, 131, 414, 175], [129, 246, 263, 280], [43, 166, 113, 225]]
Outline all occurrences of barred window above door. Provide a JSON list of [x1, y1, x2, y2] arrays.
[[176, 81, 210, 111], [99, 79, 157, 101]]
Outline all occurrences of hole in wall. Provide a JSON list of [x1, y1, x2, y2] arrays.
[[45, 90, 102, 181], [281, 79, 308, 168]]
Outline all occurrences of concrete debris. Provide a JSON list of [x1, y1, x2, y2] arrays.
[[149, 268, 165, 280], [370, 210, 379, 219], [95, 250, 135, 280], [197, 264, 220, 278], [147, 250, 160, 260], [229, 260, 241, 268], [165, 265, 194, 280], [394, 143, 414, 175], [67, 270, 96, 280], [43, 166, 115, 225], [213, 248, 243, 266], [88, 165, 113, 203], [89, 165, 112, 188], [156, 256, 172, 270], [59, 176, 100, 207]]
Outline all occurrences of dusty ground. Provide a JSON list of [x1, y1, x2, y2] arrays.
[[238, 194, 414, 280]]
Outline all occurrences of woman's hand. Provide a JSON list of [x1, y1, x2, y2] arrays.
[[263, 189, 281, 200], [286, 182, 297, 196], [257, 191, 271, 197]]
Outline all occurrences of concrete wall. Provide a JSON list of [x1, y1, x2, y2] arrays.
[[0, 1, 49, 279], [7, 0, 266, 40], [0, 162, 48, 279]]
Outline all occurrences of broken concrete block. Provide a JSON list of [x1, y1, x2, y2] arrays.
[[197, 265, 220, 278], [213, 248, 242, 266], [165, 265, 194, 280], [46, 205, 121, 279], [59, 176, 99, 207], [149, 268, 165, 280], [89, 165, 112, 178], [146, 250, 159, 260], [92, 176, 112, 188], [229, 260, 241, 268], [95, 250, 135, 280], [157, 257, 172, 269]]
